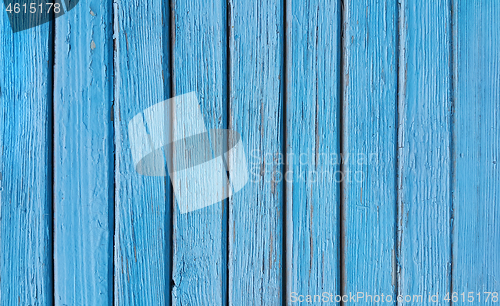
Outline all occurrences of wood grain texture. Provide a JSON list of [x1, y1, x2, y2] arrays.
[[1, 1, 499, 304], [228, 0, 284, 304], [170, 0, 227, 304], [0, 14, 53, 306], [53, 1, 114, 305], [113, 0, 171, 303], [452, 0, 500, 303], [397, 0, 452, 302], [285, 0, 341, 303], [342, 0, 398, 301]]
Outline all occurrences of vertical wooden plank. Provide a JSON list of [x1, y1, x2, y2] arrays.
[[228, 0, 284, 304], [397, 0, 452, 302], [0, 13, 53, 306], [113, 0, 171, 303], [53, 1, 114, 305], [285, 0, 341, 303], [453, 1, 500, 303], [342, 0, 398, 301], [170, 0, 227, 304]]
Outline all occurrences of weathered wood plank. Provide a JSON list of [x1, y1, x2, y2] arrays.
[[452, 0, 500, 302], [170, 0, 227, 304], [113, 0, 171, 303], [285, 0, 341, 303], [228, 0, 284, 304], [53, 1, 114, 305], [397, 0, 452, 303], [342, 0, 398, 301], [0, 13, 53, 306]]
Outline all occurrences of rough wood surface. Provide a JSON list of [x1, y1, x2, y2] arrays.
[[0, 1, 498, 305], [170, 0, 228, 304], [113, 0, 171, 303], [0, 12, 53, 306], [452, 1, 500, 303], [53, 1, 114, 305], [342, 0, 398, 300], [228, 0, 284, 304], [397, 1, 453, 303], [285, 0, 341, 303]]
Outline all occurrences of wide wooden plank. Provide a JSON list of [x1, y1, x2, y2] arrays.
[[285, 0, 341, 303], [53, 1, 114, 305], [170, 0, 227, 304], [453, 1, 500, 303], [0, 14, 53, 306], [228, 0, 284, 304], [342, 0, 398, 301], [113, 0, 171, 303], [397, 0, 452, 302]]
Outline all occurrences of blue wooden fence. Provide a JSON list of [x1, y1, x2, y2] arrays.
[[0, 0, 498, 305]]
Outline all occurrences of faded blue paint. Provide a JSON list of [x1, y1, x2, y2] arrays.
[[171, 0, 228, 303], [53, 0, 114, 305], [113, 0, 171, 304], [0, 1, 498, 305], [0, 9, 53, 306], [453, 1, 500, 304], [342, 0, 398, 303], [285, 0, 341, 303], [228, 0, 284, 304], [398, 1, 453, 304]]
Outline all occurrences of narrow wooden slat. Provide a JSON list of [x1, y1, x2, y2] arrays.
[[53, 2, 114, 305], [228, 0, 284, 304], [170, 0, 227, 304], [453, 1, 500, 302], [342, 0, 398, 300], [113, 0, 171, 303], [397, 0, 452, 302], [285, 0, 341, 303], [0, 15, 53, 306]]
